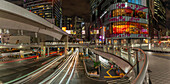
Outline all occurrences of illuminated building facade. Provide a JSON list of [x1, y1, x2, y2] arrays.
[[24, 0, 62, 28], [101, 0, 149, 43], [90, 0, 150, 45]]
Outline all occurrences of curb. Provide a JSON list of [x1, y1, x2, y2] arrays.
[[143, 49, 170, 53], [83, 59, 100, 78]]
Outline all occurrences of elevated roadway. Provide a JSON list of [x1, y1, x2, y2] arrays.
[[0, 1, 68, 40]]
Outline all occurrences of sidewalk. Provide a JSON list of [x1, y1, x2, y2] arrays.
[[141, 47, 170, 53]]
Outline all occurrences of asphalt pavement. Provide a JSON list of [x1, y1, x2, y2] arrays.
[[146, 51, 170, 84], [0, 56, 56, 83]]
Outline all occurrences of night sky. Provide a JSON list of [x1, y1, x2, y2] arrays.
[[62, 0, 90, 21], [5, 0, 170, 27]]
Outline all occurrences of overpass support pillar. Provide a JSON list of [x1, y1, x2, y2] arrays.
[[79, 47, 84, 56], [126, 39, 131, 62], [148, 39, 151, 49], [85, 48, 88, 56], [65, 36, 68, 56], [111, 38, 115, 54], [103, 45, 107, 52], [21, 30, 24, 35], [17, 30, 20, 35], [41, 42, 46, 57], [47, 47, 50, 56], [140, 39, 143, 49], [106, 38, 108, 45], [96, 54, 99, 62], [118, 39, 122, 57]]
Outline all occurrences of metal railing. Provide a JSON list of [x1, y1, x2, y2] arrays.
[[90, 45, 149, 84]]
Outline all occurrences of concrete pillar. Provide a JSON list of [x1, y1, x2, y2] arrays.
[[79, 47, 84, 55], [41, 42, 46, 57], [111, 38, 115, 54], [113, 41, 115, 54], [126, 39, 131, 62], [86, 48, 88, 56], [34, 32, 38, 44], [17, 30, 20, 35], [111, 38, 114, 45], [0, 29, 2, 34], [65, 36, 68, 56], [148, 39, 151, 49], [35, 32, 38, 38], [6, 29, 9, 34], [103, 45, 107, 52], [96, 54, 99, 62], [47, 47, 50, 56], [21, 30, 24, 35], [140, 39, 143, 49], [118, 39, 121, 57], [2, 29, 4, 34], [106, 38, 108, 45]]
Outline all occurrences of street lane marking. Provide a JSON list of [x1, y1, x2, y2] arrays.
[[101, 64, 107, 69], [104, 76, 120, 78], [106, 68, 112, 77], [104, 68, 120, 78]]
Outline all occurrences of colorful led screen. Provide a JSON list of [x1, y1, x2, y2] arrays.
[[112, 9, 146, 19], [111, 22, 148, 34]]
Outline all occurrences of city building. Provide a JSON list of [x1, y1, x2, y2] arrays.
[[91, 0, 149, 46], [24, 0, 62, 27], [89, 0, 101, 43], [149, 0, 167, 41], [62, 16, 85, 39]]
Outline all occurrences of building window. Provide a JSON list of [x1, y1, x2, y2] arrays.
[[112, 9, 146, 19]]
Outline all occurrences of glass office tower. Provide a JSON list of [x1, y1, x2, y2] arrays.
[[24, 0, 62, 28]]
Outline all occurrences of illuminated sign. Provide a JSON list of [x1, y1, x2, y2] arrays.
[[82, 30, 85, 34], [111, 34, 148, 38], [66, 30, 71, 34], [90, 30, 99, 34], [74, 31, 76, 34], [90, 31, 94, 34], [66, 30, 74, 34], [62, 27, 66, 32]]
